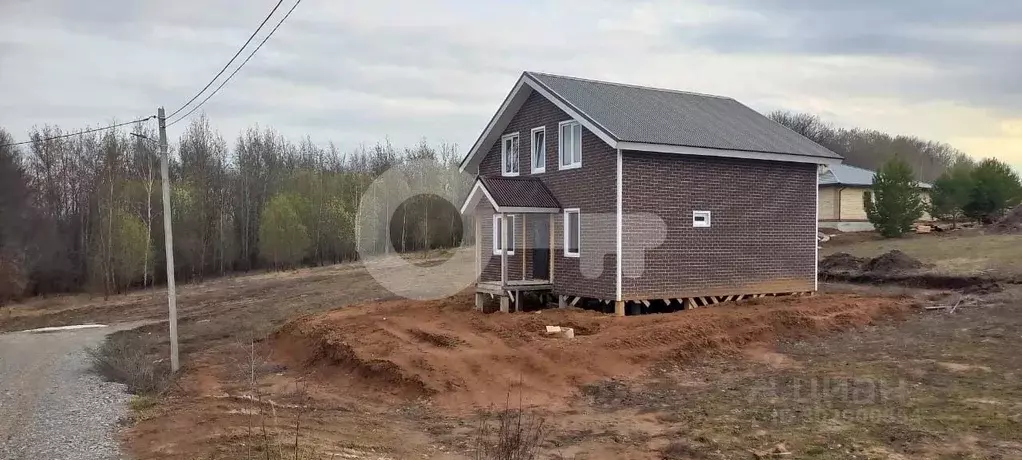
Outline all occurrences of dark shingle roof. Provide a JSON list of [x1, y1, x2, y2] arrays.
[[526, 72, 842, 159], [479, 176, 560, 209]]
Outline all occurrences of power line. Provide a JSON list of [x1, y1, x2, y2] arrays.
[[166, 0, 285, 119], [168, 0, 302, 127], [0, 116, 155, 148]]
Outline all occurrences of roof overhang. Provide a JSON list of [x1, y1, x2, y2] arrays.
[[458, 179, 560, 214], [616, 141, 843, 166], [459, 72, 844, 172]]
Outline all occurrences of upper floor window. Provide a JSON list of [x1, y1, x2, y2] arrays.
[[501, 133, 519, 176], [531, 127, 546, 174], [558, 121, 582, 170]]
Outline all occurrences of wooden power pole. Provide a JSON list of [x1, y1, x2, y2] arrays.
[[157, 107, 180, 373]]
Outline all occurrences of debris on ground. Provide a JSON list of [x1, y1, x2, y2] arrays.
[[915, 225, 932, 234], [863, 249, 924, 273], [269, 292, 915, 410], [544, 325, 575, 338], [989, 204, 1022, 233]]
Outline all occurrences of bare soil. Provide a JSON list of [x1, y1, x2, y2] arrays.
[[269, 291, 916, 412], [4, 238, 1022, 459]]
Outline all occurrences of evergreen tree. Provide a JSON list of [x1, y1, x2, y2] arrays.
[[864, 156, 925, 237], [963, 158, 1022, 223], [929, 162, 973, 227]]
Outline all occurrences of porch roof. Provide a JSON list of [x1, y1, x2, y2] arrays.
[[459, 176, 561, 214]]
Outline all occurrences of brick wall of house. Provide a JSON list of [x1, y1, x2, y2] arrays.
[[621, 152, 817, 300], [477, 91, 616, 299]]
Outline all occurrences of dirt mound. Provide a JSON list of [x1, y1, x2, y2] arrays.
[[863, 250, 923, 273], [990, 205, 1022, 233], [820, 250, 925, 276], [269, 292, 916, 411], [819, 252, 869, 272]]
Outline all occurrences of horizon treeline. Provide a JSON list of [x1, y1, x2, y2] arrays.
[[0, 115, 470, 301], [0, 110, 995, 303]]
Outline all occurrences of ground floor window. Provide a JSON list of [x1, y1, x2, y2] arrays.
[[493, 214, 516, 255], [564, 208, 580, 257]]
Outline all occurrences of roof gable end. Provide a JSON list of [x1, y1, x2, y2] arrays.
[[460, 71, 843, 172]]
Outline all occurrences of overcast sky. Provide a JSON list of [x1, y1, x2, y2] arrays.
[[1, 0, 1020, 168]]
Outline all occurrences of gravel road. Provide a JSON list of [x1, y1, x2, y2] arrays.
[[0, 324, 146, 460]]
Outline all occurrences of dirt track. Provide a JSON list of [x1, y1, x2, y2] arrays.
[[0, 323, 149, 460]]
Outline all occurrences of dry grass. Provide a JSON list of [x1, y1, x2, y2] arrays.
[[472, 387, 549, 460], [565, 285, 1022, 459], [822, 233, 1022, 277], [86, 331, 173, 395]]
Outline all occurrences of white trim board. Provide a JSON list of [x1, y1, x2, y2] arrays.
[[615, 148, 622, 301], [460, 73, 616, 173], [461, 76, 529, 173], [458, 180, 560, 215], [459, 180, 500, 214], [814, 167, 819, 291], [615, 142, 843, 166]]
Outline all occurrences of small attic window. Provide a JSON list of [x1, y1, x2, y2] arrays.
[[693, 211, 711, 228]]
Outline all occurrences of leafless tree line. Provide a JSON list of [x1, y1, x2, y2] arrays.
[[769, 110, 974, 181], [0, 116, 469, 301]]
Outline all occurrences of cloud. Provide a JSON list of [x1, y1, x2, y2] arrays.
[[0, 0, 1020, 167]]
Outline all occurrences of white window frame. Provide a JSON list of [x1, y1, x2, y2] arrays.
[[563, 208, 580, 258], [530, 126, 546, 174], [693, 210, 711, 228], [493, 214, 516, 255], [501, 132, 520, 177], [558, 120, 582, 170]]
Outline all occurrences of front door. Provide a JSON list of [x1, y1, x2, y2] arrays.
[[531, 215, 550, 280]]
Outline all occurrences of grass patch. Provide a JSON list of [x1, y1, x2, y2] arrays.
[[129, 394, 160, 412]]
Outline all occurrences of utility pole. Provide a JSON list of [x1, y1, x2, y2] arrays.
[[157, 107, 180, 373]]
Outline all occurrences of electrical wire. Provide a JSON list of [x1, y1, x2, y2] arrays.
[[166, 0, 285, 119], [0, 116, 155, 148], [167, 0, 301, 127]]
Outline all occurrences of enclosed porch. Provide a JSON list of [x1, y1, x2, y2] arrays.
[[459, 176, 561, 312]]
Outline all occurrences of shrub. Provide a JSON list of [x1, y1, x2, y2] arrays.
[[473, 390, 548, 460], [0, 253, 26, 307], [86, 331, 172, 395]]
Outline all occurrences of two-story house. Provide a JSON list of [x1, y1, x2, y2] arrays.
[[459, 71, 843, 315]]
